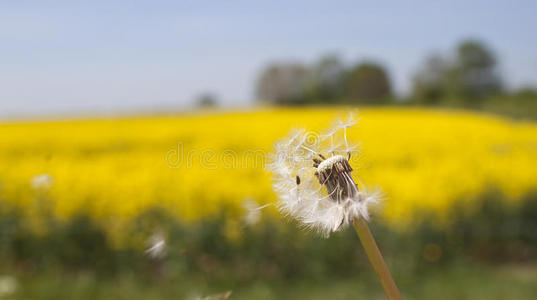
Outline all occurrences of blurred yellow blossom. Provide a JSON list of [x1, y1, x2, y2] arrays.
[[1, 108, 536, 240]]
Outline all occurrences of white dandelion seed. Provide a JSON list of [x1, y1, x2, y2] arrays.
[[268, 114, 380, 237], [145, 232, 167, 259], [30, 174, 54, 190], [0, 276, 17, 297], [242, 198, 263, 225]]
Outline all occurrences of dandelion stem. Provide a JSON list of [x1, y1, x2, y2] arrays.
[[353, 217, 403, 300]]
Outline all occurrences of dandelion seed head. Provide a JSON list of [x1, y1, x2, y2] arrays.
[[269, 114, 379, 237]]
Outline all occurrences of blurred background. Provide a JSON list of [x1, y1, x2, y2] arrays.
[[1, 1, 537, 299]]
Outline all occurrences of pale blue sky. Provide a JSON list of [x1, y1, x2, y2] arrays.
[[1, 0, 536, 116]]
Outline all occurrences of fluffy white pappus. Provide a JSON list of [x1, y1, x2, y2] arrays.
[[30, 174, 54, 190], [242, 198, 266, 225], [268, 115, 380, 237], [145, 231, 167, 259]]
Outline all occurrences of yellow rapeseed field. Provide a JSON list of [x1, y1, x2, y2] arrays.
[[1, 107, 537, 241]]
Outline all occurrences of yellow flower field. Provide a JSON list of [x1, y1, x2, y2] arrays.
[[1, 107, 537, 240]]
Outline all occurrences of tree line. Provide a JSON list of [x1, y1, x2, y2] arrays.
[[255, 39, 525, 107], [256, 55, 391, 105]]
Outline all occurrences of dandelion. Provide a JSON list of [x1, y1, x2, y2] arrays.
[[269, 114, 403, 300], [269, 113, 375, 236]]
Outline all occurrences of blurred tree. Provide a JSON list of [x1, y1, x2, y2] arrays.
[[344, 62, 392, 103], [196, 93, 218, 108], [412, 54, 449, 104], [255, 62, 309, 105], [302, 54, 345, 103], [514, 86, 537, 98], [412, 40, 503, 105], [451, 40, 503, 101]]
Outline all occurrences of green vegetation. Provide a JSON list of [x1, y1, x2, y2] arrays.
[[2, 261, 537, 299], [2, 192, 537, 298], [255, 39, 537, 120]]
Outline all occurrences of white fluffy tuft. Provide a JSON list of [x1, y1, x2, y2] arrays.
[[268, 114, 380, 237]]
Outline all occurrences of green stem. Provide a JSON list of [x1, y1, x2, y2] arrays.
[[353, 217, 403, 300]]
